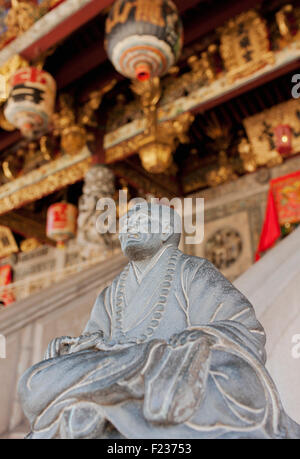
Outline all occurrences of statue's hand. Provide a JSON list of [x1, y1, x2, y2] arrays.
[[44, 331, 104, 360], [44, 336, 75, 360]]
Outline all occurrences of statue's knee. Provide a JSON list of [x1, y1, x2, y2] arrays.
[[59, 402, 106, 439], [17, 369, 33, 408], [17, 367, 44, 424]]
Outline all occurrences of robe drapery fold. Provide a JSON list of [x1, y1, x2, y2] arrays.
[[18, 246, 300, 438]]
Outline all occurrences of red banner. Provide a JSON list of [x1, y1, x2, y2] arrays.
[[0, 264, 15, 306], [256, 170, 300, 260]]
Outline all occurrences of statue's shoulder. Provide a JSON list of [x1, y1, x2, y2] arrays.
[[178, 251, 227, 282], [178, 251, 210, 274], [110, 261, 133, 287], [96, 263, 129, 300]]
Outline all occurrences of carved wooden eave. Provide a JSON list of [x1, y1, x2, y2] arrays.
[[0, 146, 92, 216], [111, 160, 180, 198], [104, 42, 300, 162], [0, 209, 56, 245], [0, 0, 114, 67]]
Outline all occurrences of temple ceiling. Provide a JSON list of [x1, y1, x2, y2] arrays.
[[0, 0, 298, 249]]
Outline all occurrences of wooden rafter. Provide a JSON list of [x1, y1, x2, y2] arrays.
[[0, 209, 55, 246]]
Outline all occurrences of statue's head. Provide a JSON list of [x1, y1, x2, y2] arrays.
[[119, 202, 181, 261]]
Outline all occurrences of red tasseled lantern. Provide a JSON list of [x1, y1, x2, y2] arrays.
[[4, 67, 56, 138], [46, 203, 77, 247], [274, 124, 293, 156]]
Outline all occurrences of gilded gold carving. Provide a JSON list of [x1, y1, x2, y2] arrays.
[[129, 78, 194, 173], [105, 112, 194, 169], [276, 5, 293, 40], [106, 0, 165, 35], [78, 79, 117, 128], [0, 54, 29, 104], [186, 48, 219, 86], [53, 81, 116, 155], [1, 148, 24, 182], [0, 0, 63, 53], [20, 237, 41, 252], [0, 155, 92, 216], [237, 137, 257, 172], [139, 142, 173, 174], [60, 125, 87, 156], [0, 225, 18, 258], [203, 114, 237, 187], [158, 48, 220, 109], [52, 94, 76, 133], [243, 98, 300, 168], [206, 151, 237, 187], [131, 77, 161, 136], [2, 159, 15, 180], [40, 135, 55, 161], [0, 106, 15, 131], [0, 0, 42, 50], [203, 112, 232, 155], [219, 10, 274, 83], [276, 4, 300, 46], [52, 94, 86, 156], [106, 94, 143, 133]]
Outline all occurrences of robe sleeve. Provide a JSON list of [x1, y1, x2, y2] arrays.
[[83, 282, 116, 339], [185, 258, 266, 363], [147, 257, 274, 430]]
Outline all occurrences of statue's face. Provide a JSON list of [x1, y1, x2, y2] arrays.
[[119, 210, 165, 261]]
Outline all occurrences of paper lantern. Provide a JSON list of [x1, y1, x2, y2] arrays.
[[4, 67, 56, 138], [46, 203, 77, 246], [274, 124, 292, 156], [105, 0, 183, 81]]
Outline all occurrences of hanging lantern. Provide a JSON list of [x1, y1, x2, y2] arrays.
[[274, 124, 293, 156], [4, 67, 56, 138], [46, 203, 77, 247], [139, 141, 173, 173], [105, 0, 183, 81]]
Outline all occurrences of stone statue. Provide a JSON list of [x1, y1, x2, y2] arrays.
[[18, 203, 300, 439], [77, 164, 118, 259]]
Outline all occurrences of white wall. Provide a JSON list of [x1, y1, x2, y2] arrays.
[[235, 227, 300, 423]]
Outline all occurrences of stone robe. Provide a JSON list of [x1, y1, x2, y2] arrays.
[[18, 245, 300, 439]]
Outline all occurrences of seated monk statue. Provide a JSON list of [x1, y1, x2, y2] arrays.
[[18, 202, 300, 439]]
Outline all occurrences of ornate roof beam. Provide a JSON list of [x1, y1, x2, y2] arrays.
[[0, 0, 114, 67], [0, 146, 92, 216], [0, 209, 55, 246]]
